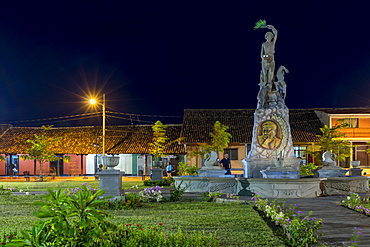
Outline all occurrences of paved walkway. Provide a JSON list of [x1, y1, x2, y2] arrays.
[[282, 195, 370, 246]]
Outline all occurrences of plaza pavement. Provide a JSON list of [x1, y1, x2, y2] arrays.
[[282, 195, 370, 246]]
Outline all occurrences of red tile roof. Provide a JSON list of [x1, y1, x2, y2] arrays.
[[181, 109, 322, 143], [0, 125, 184, 155]]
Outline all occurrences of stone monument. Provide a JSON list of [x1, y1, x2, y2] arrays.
[[98, 155, 124, 197], [243, 23, 300, 178]]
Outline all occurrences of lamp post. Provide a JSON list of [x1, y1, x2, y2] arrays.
[[90, 94, 106, 160], [93, 143, 99, 174]]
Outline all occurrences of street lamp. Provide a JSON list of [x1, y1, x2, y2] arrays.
[[93, 143, 99, 174], [90, 94, 106, 159]]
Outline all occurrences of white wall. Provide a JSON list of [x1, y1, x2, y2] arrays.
[[118, 154, 132, 174], [85, 154, 133, 175]]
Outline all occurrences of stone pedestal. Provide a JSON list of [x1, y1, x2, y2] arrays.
[[349, 168, 363, 176], [98, 169, 123, 197], [243, 157, 300, 178], [321, 177, 369, 195], [317, 167, 348, 177], [243, 158, 275, 178], [197, 166, 228, 177], [151, 168, 163, 181], [237, 178, 322, 198], [261, 167, 300, 179]]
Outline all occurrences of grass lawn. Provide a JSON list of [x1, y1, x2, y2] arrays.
[[0, 180, 147, 191], [0, 181, 286, 246]]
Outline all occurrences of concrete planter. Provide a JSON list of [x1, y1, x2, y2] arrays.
[[153, 160, 163, 168], [103, 156, 120, 170]]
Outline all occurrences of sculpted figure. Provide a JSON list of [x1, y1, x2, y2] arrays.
[[274, 65, 289, 99], [322, 151, 337, 166], [203, 151, 219, 167], [260, 25, 277, 84], [257, 71, 272, 109], [257, 121, 281, 149]]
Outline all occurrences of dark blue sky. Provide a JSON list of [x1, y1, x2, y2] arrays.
[[0, 1, 369, 126]]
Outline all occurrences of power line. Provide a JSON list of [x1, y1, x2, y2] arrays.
[[1, 112, 101, 124], [0, 111, 179, 125], [107, 111, 182, 118]]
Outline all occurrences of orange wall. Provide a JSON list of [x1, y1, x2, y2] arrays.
[[0, 161, 5, 175], [19, 159, 36, 175], [0, 154, 86, 176], [64, 155, 86, 175]]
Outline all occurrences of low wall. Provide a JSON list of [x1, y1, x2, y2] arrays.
[[174, 176, 369, 198]]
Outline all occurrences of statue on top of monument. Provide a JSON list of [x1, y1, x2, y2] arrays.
[[255, 20, 288, 109], [274, 65, 289, 99], [260, 24, 277, 84]]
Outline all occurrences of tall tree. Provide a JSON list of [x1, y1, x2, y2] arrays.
[[314, 121, 351, 165], [21, 125, 70, 180], [149, 121, 183, 162], [190, 121, 232, 157], [149, 121, 169, 160]]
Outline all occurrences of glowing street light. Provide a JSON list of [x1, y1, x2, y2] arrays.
[[89, 94, 106, 159]]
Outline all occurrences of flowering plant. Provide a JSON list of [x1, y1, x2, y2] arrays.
[[341, 192, 370, 216], [343, 227, 365, 246], [0, 185, 18, 195], [226, 194, 239, 200], [68, 183, 98, 195], [139, 186, 164, 202], [250, 193, 323, 247]]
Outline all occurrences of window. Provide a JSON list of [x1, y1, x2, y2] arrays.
[[224, 148, 238, 160], [293, 146, 307, 165], [342, 118, 359, 128]]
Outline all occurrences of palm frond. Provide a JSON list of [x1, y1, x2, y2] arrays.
[[254, 19, 266, 29]]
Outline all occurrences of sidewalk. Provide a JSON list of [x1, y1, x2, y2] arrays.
[[283, 195, 370, 246]]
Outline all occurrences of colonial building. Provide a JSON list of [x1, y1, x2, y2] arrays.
[[314, 108, 370, 168], [0, 125, 184, 176]]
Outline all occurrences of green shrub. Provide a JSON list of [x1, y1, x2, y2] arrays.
[[178, 162, 198, 176], [143, 177, 174, 187], [100, 193, 142, 210], [201, 192, 224, 202], [300, 163, 317, 175], [169, 180, 189, 202], [19, 185, 115, 246]]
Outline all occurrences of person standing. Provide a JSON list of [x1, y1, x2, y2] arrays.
[[166, 162, 172, 177], [219, 153, 231, 175]]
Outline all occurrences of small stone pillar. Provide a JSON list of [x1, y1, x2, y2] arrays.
[[151, 168, 163, 181], [349, 161, 362, 176], [349, 168, 363, 176], [98, 169, 124, 197]]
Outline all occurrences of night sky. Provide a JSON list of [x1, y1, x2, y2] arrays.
[[0, 1, 369, 127]]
